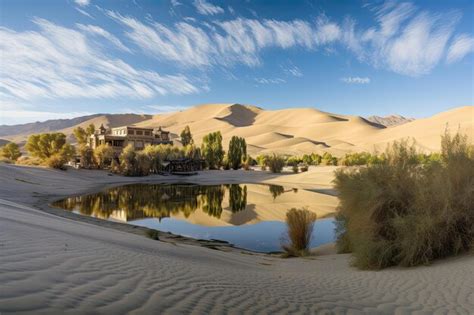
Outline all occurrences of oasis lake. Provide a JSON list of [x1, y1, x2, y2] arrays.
[[52, 183, 336, 252]]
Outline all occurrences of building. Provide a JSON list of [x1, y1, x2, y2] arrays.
[[88, 124, 173, 153]]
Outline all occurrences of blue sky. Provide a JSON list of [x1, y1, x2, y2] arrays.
[[0, 0, 473, 125]]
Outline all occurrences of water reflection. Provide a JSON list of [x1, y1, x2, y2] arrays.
[[53, 183, 265, 222], [52, 183, 336, 252]]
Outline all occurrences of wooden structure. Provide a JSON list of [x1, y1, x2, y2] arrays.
[[161, 158, 205, 175]]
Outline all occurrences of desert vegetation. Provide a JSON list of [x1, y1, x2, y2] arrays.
[[201, 131, 225, 170], [0, 142, 22, 162], [282, 207, 317, 257], [334, 131, 474, 269], [25, 133, 76, 169]]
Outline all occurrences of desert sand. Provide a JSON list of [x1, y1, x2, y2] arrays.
[[1, 163, 473, 314], [3, 104, 473, 157]]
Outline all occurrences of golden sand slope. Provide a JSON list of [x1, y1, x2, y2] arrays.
[[5, 103, 473, 155]]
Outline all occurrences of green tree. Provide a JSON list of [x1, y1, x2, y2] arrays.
[[256, 154, 268, 170], [79, 145, 95, 169], [26, 133, 67, 160], [73, 124, 96, 146], [180, 125, 193, 146], [94, 144, 114, 169], [201, 131, 224, 169], [120, 144, 137, 176], [227, 136, 247, 170], [1, 142, 21, 161]]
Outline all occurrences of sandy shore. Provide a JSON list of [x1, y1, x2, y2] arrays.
[[1, 164, 473, 314]]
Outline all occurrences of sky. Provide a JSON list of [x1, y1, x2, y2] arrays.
[[0, 0, 473, 125]]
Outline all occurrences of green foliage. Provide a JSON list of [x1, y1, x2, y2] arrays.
[[44, 143, 75, 170], [94, 144, 114, 169], [321, 152, 338, 165], [242, 155, 252, 170], [79, 145, 95, 169], [1, 142, 21, 161], [26, 132, 67, 160], [180, 125, 193, 146], [25, 133, 75, 169], [282, 207, 317, 257], [334, 132, 474, 269], [267, 154, 285, 173], [86, 124, 95, 137], [73, 124, 95, 146], [228, 136, 247, 170], [118, 144, 151, 176], [201, 131, 224, 169], [256, 154, 267, 170]]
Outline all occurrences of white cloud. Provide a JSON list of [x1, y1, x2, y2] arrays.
[[76, 23, 131, 52], [108, 12, 340, 68], [255, 78, 286, 84], [75, 7, 93, 19], [74, 0, 90, 7], [350, 2, 461, 76], [446, 34, 474, 64], [0, 18, 198, 102], [193, 0, 224, 16], [341, 77, 371, 84], [170, 0, 182, 7], [283, 65, 303, 77]]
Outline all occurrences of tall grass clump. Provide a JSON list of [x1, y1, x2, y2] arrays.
[[267, 154, 285, 173], [334, 131, 474, 269], [282, 208, 317, 257]]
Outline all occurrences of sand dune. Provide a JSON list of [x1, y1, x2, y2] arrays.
[[3, 103, 472, 156]]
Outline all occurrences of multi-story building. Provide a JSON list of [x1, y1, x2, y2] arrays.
[[88, 124, 173, 154]]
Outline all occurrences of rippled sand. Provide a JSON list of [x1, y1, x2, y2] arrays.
[[1, 164, 473, 314]]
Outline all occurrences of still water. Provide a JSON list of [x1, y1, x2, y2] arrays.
[[52, 183, 336, 252]]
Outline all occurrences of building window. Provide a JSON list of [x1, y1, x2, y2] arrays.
[[136, 130, 143, 135], [128, 130, 134, 135], [144, 131, 151, 136]]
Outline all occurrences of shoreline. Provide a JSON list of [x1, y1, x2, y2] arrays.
[[2, 164, 339, 255], [2, 163, 473, 313]]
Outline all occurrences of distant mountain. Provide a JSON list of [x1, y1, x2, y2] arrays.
[[0, 114, 103, 137], [0, 139, 10, 147], [366, 115, 415, 127]]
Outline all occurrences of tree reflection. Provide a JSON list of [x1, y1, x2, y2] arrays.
[[228, 184, 247, 213], [269, 184, 285, 200], [53, 184, 228, 221]]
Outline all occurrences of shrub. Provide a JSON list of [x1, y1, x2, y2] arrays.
[[16, 156, 42, 166], [334, 132, 474, 269], [256, 154, 267, 170], [1, 142, 21, 161], [45, 153, 67, 169], [267, 154, 285, 173], [282, 208, 317, 257], [242, 155, 252, 170], [321, 152, 337, 165], [292, 164, 299, 173], [94, 144, 114, 169], [300, 164, 309, 172], [79, 146, 95, 169]]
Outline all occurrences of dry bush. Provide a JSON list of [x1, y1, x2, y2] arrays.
[[45, 154, 67, 169], [282, 208, 317, 257], [267, 154, 285, 173], [16, 156, 42, 166], [334, 131, 474, 269]]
